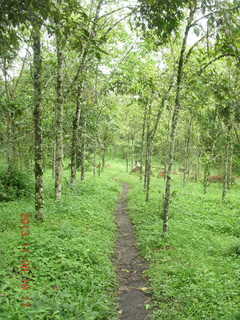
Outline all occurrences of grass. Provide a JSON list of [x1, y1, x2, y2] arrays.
[[0, 163, 122, 320], [1, 160, 240, 319], [126, 173, 240, 320]]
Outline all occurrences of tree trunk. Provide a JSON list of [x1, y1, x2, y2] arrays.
[[101, 146, 106, 171], [162, 8, 195, 234], [222, 125, 231, 201], [80, 144, 85, 180], [93, 143, 96, 176], [52, 142, 56, 179], [203, 160, 210, 194], [183, 117, 192, 184], [228, 144, 233, 188], [144, 103, 151, 190], [140, 104, 147, 181], [70, 87, 82, 184], [32, 23, 44, 221], [55, 14, 64, 201], [145, 142, 152, 202], [98, 162, 101, 176], [76, 107, 85, 181], [131, 136, 134, 170]]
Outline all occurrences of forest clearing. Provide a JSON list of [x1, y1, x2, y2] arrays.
[[0, 0, 240, 319]]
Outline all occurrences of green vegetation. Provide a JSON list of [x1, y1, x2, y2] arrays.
[[1, 0, 240, 318], [0, 160, 240, 319], [127, 172, 240, 320], [0, 166, 121, 320], [0, 167, 34, 201]]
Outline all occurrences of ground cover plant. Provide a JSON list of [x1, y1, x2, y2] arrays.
[[0, 167, 121, 320], [126, 173, 240, 320]]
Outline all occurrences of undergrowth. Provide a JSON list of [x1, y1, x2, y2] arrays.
[[0, 164, 121, 320], [126, 174, 240, 320]]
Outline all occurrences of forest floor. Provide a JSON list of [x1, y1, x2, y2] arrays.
[[0, 160, 240, 320], [115, 183, 151, 320]]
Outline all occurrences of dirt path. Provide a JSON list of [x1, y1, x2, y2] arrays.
[[116, 183, 151, 320]]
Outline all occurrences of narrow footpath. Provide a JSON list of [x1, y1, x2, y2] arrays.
[[116, 183, 151, 320]]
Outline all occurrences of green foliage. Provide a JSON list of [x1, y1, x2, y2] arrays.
[[0, 167, 34, 201], [0, 166, 121, 319], [137, 0, 190, 42], [127, 173, 240, 320]]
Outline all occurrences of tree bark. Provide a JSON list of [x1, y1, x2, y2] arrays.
[[70, 87, 82, 184], [140, 104, 147, 181], [93, 143, 96, 176], [222, 124, 232, 201], [101, 146, 106, 171], [203, 160, 210, 194], [162, 7, 195, 234], [144, 103, 151, 190], [32, 22, 44, 221], [55, 9, 64, 201], [145, 141, 152, 202], [76, 105, 85, 180], [183, 117, 192, 184], [144, 103, 152, 200], [52, 142, 56, 178]]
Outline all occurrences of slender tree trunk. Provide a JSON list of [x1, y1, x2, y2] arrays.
[[228, 144, 233, 188], [52, 142, 56, 179], [126, 135, 130, 173], [162, 8, 195, 234], [79, 119, 85, 181], [70, 88, 82, 184], [131, 136, 134, 170], [195, 152, 201, 182], [76, 106, 85, 181], [32, 23, 44, 221], [98, 162, 101, 176], [203, 160, 210, 194], [55, 15, 64, 200], [140, 105, 147, 181], [93, 143, 96, 176], [222, 125, 231, 201], [144, 103, 151, 190], [183, 117, 192, 184], [145, 142, 152, 202], [101, 146, 106, 171]]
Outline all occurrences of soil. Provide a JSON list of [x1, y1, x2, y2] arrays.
[[115, 183, 151, 320]]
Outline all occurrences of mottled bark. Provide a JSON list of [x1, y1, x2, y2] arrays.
[[144, 104, 152, 200], [140, 105, 147, 181], [144, 104, 151, 191], [55, 10, 64, 201], [162, 7, 195, 234], [52, 142, 56, 179], [75, 106, 85, 181], [79, 117, 85, 181], [145, 142, 152, 202], [32, 23, 44, 221], [70, 88, 82, 184]]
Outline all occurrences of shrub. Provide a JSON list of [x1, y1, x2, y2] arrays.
[[0, 167, 34, 201]]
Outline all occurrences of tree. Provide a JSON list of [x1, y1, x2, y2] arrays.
[[32, 20, 44, 221]]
